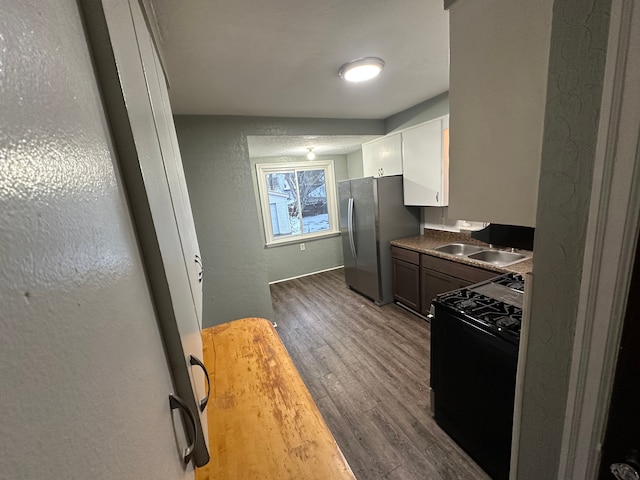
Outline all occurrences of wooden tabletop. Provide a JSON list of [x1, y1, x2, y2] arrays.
[[196, 317, 355, 480]]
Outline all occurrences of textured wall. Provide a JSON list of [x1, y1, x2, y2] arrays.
[[0, 2, 190, 479], [515, 0, 612, 478], [174, 116, 384, 327], [250, 155, 349, 283], [347, 149, 365, 179]]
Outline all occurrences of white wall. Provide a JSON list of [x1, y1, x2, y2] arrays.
[[421, 206, 485, 233], [0, 2, 191, 478]]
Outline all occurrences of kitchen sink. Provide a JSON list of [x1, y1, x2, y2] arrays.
[[433, 243, 486, 256], [432, 242, 531, 267], [467, 250, 528, 267]]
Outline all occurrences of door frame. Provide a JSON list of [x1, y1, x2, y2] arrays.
[[558, 1, 640, 478]]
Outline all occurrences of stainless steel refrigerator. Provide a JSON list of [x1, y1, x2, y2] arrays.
[[339, 175, 420, 305]]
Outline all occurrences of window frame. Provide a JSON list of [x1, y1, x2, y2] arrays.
[[255, 160, 340, 246]]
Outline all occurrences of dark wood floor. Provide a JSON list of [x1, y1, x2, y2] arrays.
[[270, 268, 490, 480]]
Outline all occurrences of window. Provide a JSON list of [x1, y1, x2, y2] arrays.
[[256, 160, 339, 245]]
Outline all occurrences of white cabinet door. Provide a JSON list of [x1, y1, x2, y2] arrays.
[[402, 115, 449, 206], [447, 0, 553, 227], [137, 11, 203, 330], [362, 133, 403, 177], [97, 0, 209, 466], [128, 0, 209, 453]]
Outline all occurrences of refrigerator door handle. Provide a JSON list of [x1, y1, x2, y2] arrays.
[[348, 197, 357, 259]]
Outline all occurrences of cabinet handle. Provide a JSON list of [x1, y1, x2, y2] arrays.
[[189, 354, 211, 412], [169, 393, 197, 465], [194, 254, 203, 283], [436, 192, 439, 203]]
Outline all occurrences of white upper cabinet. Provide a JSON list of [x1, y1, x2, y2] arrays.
[[139, 15, 204, 330], [447, 0, 553, 227], [402, 115, 449, 206], [362, 133, 403, 177]]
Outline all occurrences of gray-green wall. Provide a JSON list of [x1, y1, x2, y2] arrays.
[[385, 91, 449, 133], [347, 149, 364, 179], [515, 0, 611, 478], [174, 116, 384, 327], [250, 154, 349, 283]]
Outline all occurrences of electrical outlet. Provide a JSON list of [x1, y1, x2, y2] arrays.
[[300, 243, 305, 251]]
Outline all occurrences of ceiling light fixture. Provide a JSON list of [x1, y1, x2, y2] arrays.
[[306, 147, 316, 160], [339, 57, 385, 83]]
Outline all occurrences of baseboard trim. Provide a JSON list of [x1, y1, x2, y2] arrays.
[[268, 266, 344, 285]]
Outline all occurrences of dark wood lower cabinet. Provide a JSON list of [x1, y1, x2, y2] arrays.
[[420, 254, 497, 316], [420, 268, 470, 316], [391, 245, 499, 317], [392, 257, 421, 311]]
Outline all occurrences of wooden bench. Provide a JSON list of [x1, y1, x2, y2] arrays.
[[196, 317, 355, 480]]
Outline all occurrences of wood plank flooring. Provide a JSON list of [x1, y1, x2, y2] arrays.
[[270, 268, 490, 480]]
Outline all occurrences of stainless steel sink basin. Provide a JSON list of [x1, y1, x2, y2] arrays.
[[467, 250, 528, 267], [433, 243, 486, 256]]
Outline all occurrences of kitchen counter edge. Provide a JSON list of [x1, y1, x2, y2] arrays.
[[390, 230, 533, 276]]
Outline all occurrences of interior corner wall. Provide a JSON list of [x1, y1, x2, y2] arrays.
[[384, 91, 449, 133], [514, 1, 612, 478], [250, 154, 349, 283], [174, 115, 384, 327], [347, 149, 364, 179]]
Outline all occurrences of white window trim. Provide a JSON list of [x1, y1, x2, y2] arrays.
[[256, 160, 340, 246]]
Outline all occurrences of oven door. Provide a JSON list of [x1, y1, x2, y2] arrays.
[[430, 302, 518, 480]]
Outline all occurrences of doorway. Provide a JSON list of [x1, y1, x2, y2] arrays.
[[598, 238, 640, 478]]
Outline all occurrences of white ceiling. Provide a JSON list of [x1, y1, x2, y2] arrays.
[[149, 0, 450, 120], [247, 135, 382, 158]]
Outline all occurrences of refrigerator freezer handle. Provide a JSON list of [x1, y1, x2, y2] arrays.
[[348, 197, 357, 259]]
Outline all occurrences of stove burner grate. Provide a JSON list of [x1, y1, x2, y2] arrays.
[[437, 273, 525, 337]]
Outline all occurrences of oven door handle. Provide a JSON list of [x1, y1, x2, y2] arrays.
[[449, 314, 500, 339]]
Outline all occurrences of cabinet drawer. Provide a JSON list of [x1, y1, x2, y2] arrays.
[[391, 246, 420, 265], [421, 254, 497, 284]]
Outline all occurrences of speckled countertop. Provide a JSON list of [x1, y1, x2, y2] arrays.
[[390, 228, 533, 276]]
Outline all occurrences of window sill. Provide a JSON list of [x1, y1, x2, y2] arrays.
[[265, 231, 341, 248]]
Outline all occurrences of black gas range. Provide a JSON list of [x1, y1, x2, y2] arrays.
[[435, 273, 524, 345], [430, 273, 525, 480]]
